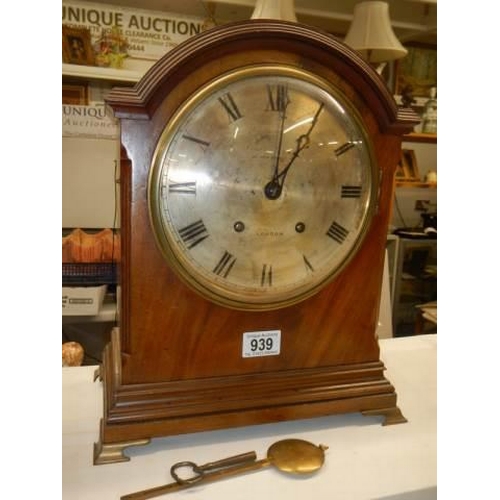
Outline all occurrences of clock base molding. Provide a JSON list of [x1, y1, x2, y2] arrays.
[[93, 329, 406, 465]]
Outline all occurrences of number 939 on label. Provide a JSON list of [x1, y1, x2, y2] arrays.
[[242, 330, 281, 358]]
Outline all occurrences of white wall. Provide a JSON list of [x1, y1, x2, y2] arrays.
[[62, 136, 119, 228], [376, 250, 394, 339]]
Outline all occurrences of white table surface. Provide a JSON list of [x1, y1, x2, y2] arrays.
[[62, 334, 437, 500]]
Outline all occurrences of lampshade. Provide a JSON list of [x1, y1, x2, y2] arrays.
[[251, 0, 297, 22], [344, 1, 407, 63]]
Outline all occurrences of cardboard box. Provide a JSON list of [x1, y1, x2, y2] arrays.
[[62, 285, 107, 316]]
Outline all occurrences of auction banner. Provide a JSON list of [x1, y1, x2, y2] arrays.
[[62, 0, 206, 60], [62, 81, 121, 139], [62, 103, 119, 140]]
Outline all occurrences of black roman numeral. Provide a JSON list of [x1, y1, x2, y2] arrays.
[[261, 264, 273, 287], [168, 181, 196, 194], [267, 84, 289, 112], [341, 185, 362, 198], [213, 251, 237, 278], [178, 220, 209, 249], [218, 92, 242, 122], [326, 221, 349, 243], [335, 142, 355, 156]]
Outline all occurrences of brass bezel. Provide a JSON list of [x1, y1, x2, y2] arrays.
[[148, 64, 379, 311]]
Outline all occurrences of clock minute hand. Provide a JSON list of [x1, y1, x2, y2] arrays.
[[271, 106, 287, 180], [264, 103, 324, 200]]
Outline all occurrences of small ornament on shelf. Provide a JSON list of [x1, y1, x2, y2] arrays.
[[400, 84, 416, 109], [399, 84, 423, 134], [421, 87, 437, 134], [93, 26, 129, 69], [425, 170, 437, 186]]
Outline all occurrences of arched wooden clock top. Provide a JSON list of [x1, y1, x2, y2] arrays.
[[106, 20, 417, 135]]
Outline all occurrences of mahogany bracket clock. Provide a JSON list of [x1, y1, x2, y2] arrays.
[[94, 20, 419, 465]]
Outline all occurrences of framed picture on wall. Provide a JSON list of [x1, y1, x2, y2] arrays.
[[62, 25, 95, 66], [62, 83, 89, 105], [398, 149, 419, 181], [395, 44, 437, 98]]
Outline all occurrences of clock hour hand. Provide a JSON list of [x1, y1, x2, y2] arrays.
[[264, 103, 324, 200], [264, 134, 309, 199]]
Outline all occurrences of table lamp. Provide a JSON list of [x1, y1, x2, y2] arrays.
[[344, 1, 407, 73], [251, 0, 297, 21]]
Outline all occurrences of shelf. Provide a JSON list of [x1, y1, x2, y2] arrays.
[[62, 59, 155, 83], [402, 132, 437, 144], [62, 63, 142, 82], [62, 301, 117, 324]]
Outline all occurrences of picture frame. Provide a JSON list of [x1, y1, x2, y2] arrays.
[[395, 44, 437, 98], [397, 149, 419, 181], [62, 25, 95, 66], [62, 83, 89, 105]]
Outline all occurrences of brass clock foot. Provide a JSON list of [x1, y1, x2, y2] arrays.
[[361, 406, 408, 426], [94, 416, 150, 465], [93, 435, 150, 465]]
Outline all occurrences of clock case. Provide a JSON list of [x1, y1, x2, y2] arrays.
[[94, 20, 418, 464]]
